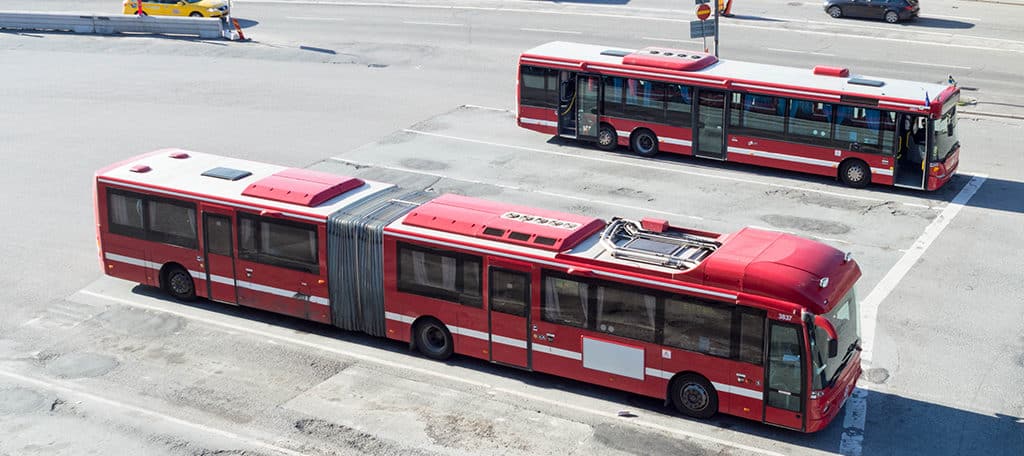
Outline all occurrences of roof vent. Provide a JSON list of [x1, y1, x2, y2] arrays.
[[848, 77, 885, 87], [130, 165, 151, 173], [168, 152, 190, 159], [600, 49, 631, 57], [813, 66, 849, 77], [623, 47, 718, 71], [202, 167, 252, 181]]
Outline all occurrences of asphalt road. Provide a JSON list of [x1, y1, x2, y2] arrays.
[[1, 1, 1022, 455]]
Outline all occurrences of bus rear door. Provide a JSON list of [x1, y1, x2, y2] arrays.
[[200, 204, 238, 305]]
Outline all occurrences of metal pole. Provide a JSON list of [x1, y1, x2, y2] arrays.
[[713, 0, 720, 57]]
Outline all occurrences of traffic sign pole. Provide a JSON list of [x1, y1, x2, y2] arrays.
[[713, 0, 719, 57]]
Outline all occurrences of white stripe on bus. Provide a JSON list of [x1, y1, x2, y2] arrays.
[[383, 313, 529, 350], [728, 147, 895, 177], [385, 231, 737, 300], [520, 117, 558, 127], [104, 252, 329, 306], [532, 343, 583, 360], [712, 381, 764, 400]]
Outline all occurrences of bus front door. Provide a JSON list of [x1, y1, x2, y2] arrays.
[[763, 321, 806, 431], [486, 264, 532, 369], [201, 206, 238, 305], [694, 89, 727, 160]]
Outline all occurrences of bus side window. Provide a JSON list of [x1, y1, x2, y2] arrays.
[[541, 273, 590, 329]]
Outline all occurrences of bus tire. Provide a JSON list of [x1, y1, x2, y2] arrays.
[[631, 129, 659, 157], [669, 373, 718, 419], [839, 159, 871, 188], [597, 124, 618, 151], [414, 318, 453, 360], [162, 264, 195, 301]]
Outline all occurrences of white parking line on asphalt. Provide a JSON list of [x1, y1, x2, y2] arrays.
[[76, 288, 786, 456], [327, 157, 705, 220], [520, 27, 581, 34], [840, 173, 987, 456], [287, 16, 345, 20], [766, 47, 835, 57], [898, 60, 972, 70], [400, 128, 925, 206], [0, 369, 309, 456], [403, 20, 463, 27]]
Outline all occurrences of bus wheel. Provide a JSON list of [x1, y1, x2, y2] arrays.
[[415, 318, 453, 360], [631, 129, 659, 157], [839, 159, 871, 188], [163, 265, 195, 301], [670, 374, 718, 419], [597, 124, 618, 151]]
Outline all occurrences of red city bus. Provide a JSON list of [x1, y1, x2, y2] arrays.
[[96, 150, 863, 432], [517, 41, 961, 191]]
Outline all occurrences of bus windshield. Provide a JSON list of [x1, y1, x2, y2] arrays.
[[811, 289, 860, 390], [931, 105, 959, 162]]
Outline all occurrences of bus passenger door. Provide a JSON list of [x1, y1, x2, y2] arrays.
[[487, 264, 532, 369], [763, 321, 806, 430], [558, 71, 578, 138], [575, 74, 601, 142], [201, 206, 237, 305], [694, 89, 727, 160]]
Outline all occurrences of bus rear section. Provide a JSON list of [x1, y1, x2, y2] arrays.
[[518, 41, 960, 191]]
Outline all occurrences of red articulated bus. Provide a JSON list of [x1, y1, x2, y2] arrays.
[[517, 41, 961, 191], [96, 150, 863, 432]]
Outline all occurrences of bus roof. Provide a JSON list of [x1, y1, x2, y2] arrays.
[[521, 41, 956, 113], [95, 149, 395, 221], [390, 193, 859, 313]]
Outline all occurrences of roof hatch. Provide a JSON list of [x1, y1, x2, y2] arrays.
[[403, 194, 605, 252], [622, 47, 718, 71], [241, 168, 365, 207]]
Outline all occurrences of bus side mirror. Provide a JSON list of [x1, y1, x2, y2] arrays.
[[813, 314, 840, 358]]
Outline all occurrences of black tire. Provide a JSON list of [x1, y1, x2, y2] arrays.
[[163, 265, 195, 301], [839, 159, 871, 188], [884, 11, 899, 23], [415, 319, 453, 360], [670, 374, 719, 419], [190, 12, 203, 17], [596, 124, 618, 151], [631, 129, 659, 157], [827, 6, 842, 18]]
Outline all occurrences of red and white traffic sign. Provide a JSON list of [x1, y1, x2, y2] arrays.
[[696, 3, 712, 21]]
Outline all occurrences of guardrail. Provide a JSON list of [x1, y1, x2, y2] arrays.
[[0, 11, 232, 39]]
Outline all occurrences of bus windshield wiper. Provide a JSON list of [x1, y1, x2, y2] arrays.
[[829, 338, 861, 385]]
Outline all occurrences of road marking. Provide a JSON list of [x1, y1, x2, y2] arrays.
[[520, 27, 581, 34], [0, 369, 310, 456], [239, 1, 1024, 52], [842, 174, 987, 456], [328, 157, 704, 221], [286, 16, 345, 20], [766, 47, 835, 56], [402, 20, 463, 27], [400, 128, 908, 204], [898, 60, 972, 70], [77, 288, 783, 456]]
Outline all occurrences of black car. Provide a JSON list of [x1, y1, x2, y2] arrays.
[[824, 0, 920, 23]]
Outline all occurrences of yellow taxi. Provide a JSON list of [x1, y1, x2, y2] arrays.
[[122, 0, 230, 18]]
